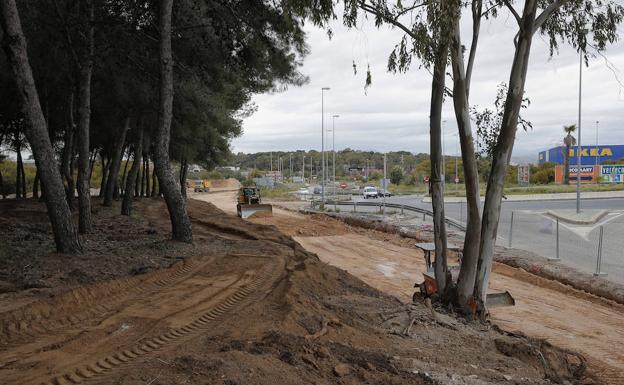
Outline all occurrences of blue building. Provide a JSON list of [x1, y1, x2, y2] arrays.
[[538, 145, 624, 165]]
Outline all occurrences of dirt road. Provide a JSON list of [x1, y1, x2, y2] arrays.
[[197, 191, 624, 384], [0, 249, 283, 385]]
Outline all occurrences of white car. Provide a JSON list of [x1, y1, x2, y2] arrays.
[[296, 188, 309, 195], [362, 186, 379, 199]]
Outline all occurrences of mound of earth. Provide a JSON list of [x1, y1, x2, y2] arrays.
[[0, 198, 590, 384]]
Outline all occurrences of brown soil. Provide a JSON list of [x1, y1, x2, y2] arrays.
[[196, 192, 624, 385], [0, 195, 591, 384]]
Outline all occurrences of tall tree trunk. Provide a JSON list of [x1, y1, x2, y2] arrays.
[[0, 0, 81, 253], [61, 93, 75, 209], [145, 155, 151, 196], [122, 125, 143, 216], [474, 0, 538, 312], [75, 0, 94, 233], [32, 168, 39, 199], [152, 170, 158, 197], [180, 158, 188, 198], [153, 0, 192, 242], [135, 159, 141, 197], [88, 150, 97, 182], [0, 167, 5, 198], [113, 145, 127, 200], [15, 144, 22, 199], [99, 153, 108, 198], [120, 147, 130, 196], [429, 41, 450, 296], [449, 11, 482, 310], [139, 155, 146, 196], [103, 117, 130, 206]]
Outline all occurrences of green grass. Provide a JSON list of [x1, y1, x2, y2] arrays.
[[259, 184, 306, 201], [387, 181, 624, 197]]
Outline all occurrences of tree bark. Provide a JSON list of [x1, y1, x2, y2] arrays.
[[429, 41, 449, 296], [103, 117, 130, 206], [0, 0, 81, 253], [75, 0, 94, 233], [474, 0, 538, 311], [449, 11, 482, 310], [122, 125, 143, 216], [153, 0, 192, 242], [139, 155, 145, 196], [15, 143, 23, 199], [98, 153, 108, 198], [120, 147, 130, 196], [145, 155, 151, 196], [180, 158, 188, 198], [61, 93, 75, 209], [0, 167, 5, 198]]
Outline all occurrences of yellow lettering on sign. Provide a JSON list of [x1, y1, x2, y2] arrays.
[[601, 148, 612, 156], [590, 148, 598, 156], [569, 149, 574, 156]]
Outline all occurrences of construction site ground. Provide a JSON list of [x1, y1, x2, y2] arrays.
[[0, 193, 619, 384], [199, 191, 624, 383]]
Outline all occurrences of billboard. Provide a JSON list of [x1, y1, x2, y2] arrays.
[[538, 145, 624, 165], [517, 165, 530, 186], [601, 165, 624, 183], [555, 165, 598, 183]]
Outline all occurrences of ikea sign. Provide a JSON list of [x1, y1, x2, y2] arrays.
[[539, 145, 624, 165]]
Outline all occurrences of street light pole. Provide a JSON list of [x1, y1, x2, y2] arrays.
[[595, 120, 600, 176], [455, 133, 459, 189], [576, 51, 582, 213], [332, 115, 339, 195], [321, 87, 330, 209], [442, 120, 447, 185]]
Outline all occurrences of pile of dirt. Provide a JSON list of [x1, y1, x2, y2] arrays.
[[0, 198, 591, 384]]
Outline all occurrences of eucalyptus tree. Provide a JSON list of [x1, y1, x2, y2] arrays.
[[474, 0, 624, 312], [344, 0, 475, 299], [0, 0, 82, 253]]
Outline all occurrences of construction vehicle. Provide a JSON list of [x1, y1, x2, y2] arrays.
[[236, 186, 273, 219], [190, 179, 210, 192]]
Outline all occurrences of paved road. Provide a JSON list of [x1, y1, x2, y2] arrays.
[[342, 194, 624, 285]]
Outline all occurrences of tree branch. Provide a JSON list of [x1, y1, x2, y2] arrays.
[[532, 0, 571, 35], [466, 0, 483, 97], [358, 1, 418, 40], [503, 0, 521, 26]]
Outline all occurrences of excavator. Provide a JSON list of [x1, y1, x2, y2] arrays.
[[236, 186, 273, 219]]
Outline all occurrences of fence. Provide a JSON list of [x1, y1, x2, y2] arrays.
[[310, 199, 467, 232], [504, 210, 624, 283], [311, 198, 624, 285]]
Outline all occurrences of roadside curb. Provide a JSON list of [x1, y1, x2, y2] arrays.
[[545, 209, 608, 225]]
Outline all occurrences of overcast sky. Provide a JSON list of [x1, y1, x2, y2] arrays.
[[232, 7, 624, 163]]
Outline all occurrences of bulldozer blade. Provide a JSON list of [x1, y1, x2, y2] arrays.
[[238, 204, 273, 219], [486, 291, 515, 308]]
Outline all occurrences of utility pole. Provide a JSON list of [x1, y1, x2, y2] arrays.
[[576, 51, 582, 213], [332, 115, 339, 195], [442, 119, 446, 185], [383, 153, 387, 214], [289, 153, 292, 183], [270, 151, 272, 172], [595, 120, 600, 184], [321, 87, 330, 209], [302, 155, 305, 183]]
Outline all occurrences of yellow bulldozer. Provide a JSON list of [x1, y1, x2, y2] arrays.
[[236, 186, 273, 219]]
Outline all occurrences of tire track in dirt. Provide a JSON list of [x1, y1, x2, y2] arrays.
[[0, 252, 285, 385], [0, 257, 207, 348]]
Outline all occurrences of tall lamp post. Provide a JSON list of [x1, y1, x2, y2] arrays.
[[576, 52, 582, 213], [332, 115, 339, 195], [595, 120, 600, 177], [321, 87, 330, 209], [442, 120, 447, 185]]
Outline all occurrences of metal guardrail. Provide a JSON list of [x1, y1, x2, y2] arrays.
[[311, 199, 467, 232]]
